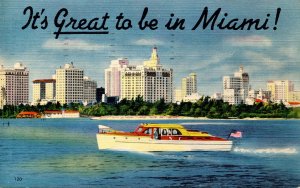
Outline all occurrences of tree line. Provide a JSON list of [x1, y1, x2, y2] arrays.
[[0, 96, 296, 119], [80, 96, 293, 119]]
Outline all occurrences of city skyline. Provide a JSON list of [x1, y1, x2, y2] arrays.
[[1, 1, 300, 98]]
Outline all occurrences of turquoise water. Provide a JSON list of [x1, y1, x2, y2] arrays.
[[0, 118, 299, 187]]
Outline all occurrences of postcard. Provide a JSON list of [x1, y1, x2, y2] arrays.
[[1, 1, 299, 187]]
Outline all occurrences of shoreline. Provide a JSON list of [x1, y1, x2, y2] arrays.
[[90, 115, 208, 120], [89, 115, 297, 121]]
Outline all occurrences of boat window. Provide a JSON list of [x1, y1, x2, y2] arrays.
[[162, 129, 167, 135], [172, 129, 182, 135], [137, 127, 143, 132], [144, 128, 152, 135]]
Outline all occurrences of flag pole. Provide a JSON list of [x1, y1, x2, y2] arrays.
[[226, 130, 233, 140]]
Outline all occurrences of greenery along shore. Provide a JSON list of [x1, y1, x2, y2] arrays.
[[1, 96, 299, 119]]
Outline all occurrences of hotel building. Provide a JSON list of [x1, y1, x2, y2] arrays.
[[55, 63, 84, 104], [223, 66, 249, 105], [267, 80, 294, 103], [120, 47, 173, 103], [0, 63, 29, 108], [83, 76, 97, 104], [32, 79, 56, 103], [105, 58, 129, 97], [174, 72, 199, 103], [181, 73, 197, 98]]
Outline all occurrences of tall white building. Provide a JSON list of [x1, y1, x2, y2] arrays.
[[181, 73, 197, 97], [83, 76, 97, 104], [267, 80, 294, 103], [0, 63, 29, 108], [121, 47, 173, 103], [174, 89, 183, 103], [55, 63, 84, 104], [105, 58, 129, 97], [32, 79, 56, 103], [223, 66, 249, 105]]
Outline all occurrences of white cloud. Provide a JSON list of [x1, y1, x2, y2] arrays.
[[209, 52, 234, 64], [43, 39, 107, 51], [244, 51, 283, 69], [226, 35, 272, 47], [278, 46, 298, 59], [0, 56, 5, 65], [133, 39, 164, 46], [193, 52, 234, 69]]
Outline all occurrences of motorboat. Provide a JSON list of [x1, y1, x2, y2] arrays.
[[96, 123, 233, 152]]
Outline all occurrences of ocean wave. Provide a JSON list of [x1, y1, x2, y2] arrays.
[[233, 147, 298, 154]]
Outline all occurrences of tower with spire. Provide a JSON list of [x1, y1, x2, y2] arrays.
[[120, 47, 173, 103], [144, 47, 162, 69]]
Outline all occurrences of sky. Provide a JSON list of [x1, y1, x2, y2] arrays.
[[1, 0, 300, 100]]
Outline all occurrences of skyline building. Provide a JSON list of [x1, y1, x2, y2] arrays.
[[105, 58, 129, 97], [223, 66, 249, 105], [32, 79, 56, 104], [245, 89, 271, 105], [267, 80, 294, 103], [55, 63, 84, 104], [181, 73, 197, 98], [289, 91, 300, 102], [83, 76, 97, 104], [0, 63, 29, 108], [120, 47, 173, 103], [174, 73, 198, 103], [96, 87, 105, 103], [174, 89, 183, 103]]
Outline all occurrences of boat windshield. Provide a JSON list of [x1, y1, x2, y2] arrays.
[[98, 125, 114, 133]]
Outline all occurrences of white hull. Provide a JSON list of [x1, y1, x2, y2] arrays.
[[96, 134, 233, 152]]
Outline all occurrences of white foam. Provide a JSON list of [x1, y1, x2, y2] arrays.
[[233, 147, 298, 154]]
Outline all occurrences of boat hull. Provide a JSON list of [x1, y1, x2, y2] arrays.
[[96, 134, 233, 152]]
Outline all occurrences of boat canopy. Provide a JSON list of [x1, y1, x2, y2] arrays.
[[98, 125, 111, 129]]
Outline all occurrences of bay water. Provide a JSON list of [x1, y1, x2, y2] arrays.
[[0, 118, 299, 187]]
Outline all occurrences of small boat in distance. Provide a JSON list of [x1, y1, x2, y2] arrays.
[[96, 123, 233, 152]]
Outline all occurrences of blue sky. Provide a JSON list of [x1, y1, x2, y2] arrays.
[[1, 0, 300, 99]]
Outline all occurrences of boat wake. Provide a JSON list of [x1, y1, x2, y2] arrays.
[[233, 147, 298, 154]]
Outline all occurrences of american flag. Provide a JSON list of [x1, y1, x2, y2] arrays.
[[230, 131, 242, 138]]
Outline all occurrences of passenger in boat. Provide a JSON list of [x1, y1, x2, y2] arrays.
[[172, 129, 182, 135], [154, 128, 160, 140], [162, 129, 167, 136], [172, 129, 178, 135], [144, 128, 152, 135]]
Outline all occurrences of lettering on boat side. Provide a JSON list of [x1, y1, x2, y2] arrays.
[[21, 6, 282, 39]]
